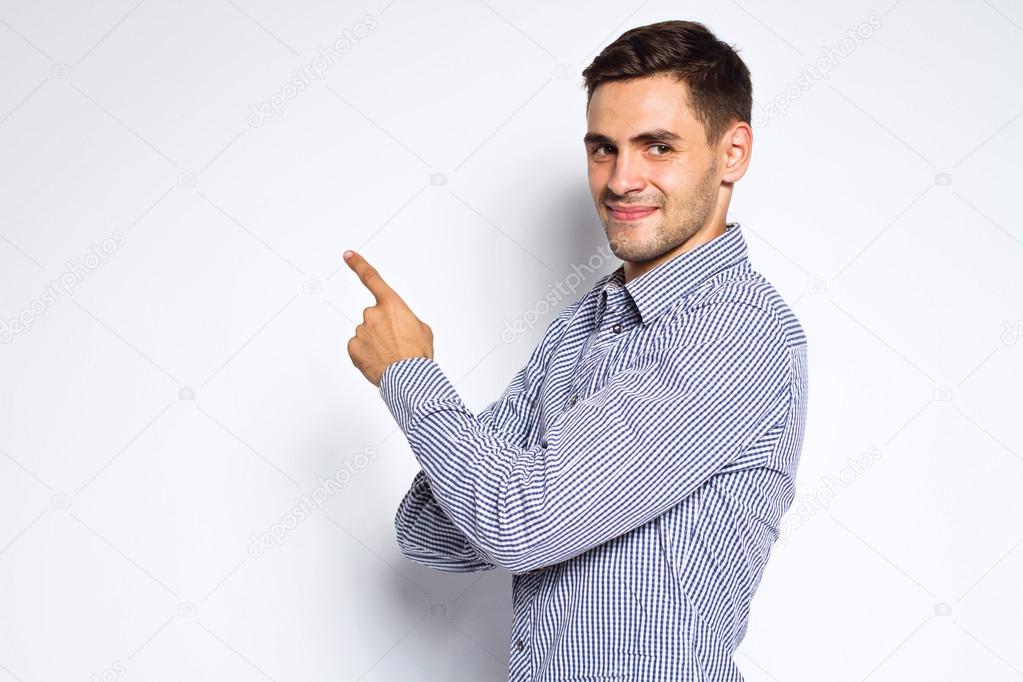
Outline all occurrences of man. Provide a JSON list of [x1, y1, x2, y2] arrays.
[[345, 19, 807, 681]]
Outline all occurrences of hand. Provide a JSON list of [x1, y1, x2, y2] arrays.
[[343, 250, 434, 387]]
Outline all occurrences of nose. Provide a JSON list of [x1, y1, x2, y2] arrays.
[[606, 149, 645, 197]]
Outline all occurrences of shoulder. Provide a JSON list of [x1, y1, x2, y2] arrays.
[[682, 264, 807, 351]]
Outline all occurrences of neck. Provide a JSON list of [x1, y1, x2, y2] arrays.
[[623, 214, 727, 284]]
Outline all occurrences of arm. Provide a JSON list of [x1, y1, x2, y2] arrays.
[[388, 300, 581, 572], [380, 301, 794, 574], [394, 470, 493, 571]]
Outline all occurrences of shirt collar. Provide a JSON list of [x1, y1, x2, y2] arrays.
[[600, 221, 749, 326]]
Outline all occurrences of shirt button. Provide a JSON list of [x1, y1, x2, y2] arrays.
[[541, 439, 548, 448], [611, 322, 623, 333], [515, 639, 525, 651], [568, 394, 578, 406]]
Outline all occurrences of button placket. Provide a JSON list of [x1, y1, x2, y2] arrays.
[[509, 575, 538, 681]]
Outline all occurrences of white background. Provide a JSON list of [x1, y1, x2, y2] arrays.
[[1, 0, 1022, 680]]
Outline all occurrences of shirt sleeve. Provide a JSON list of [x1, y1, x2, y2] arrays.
[[380, 301, 794, 574], [387, 301, 580, 572], [393, 470, 495, 572]]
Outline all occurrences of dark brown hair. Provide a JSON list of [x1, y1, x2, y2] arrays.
[[581, 20, 752, 147]]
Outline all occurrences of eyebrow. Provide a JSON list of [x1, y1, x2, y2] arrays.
[[583, 128, 682, 147]]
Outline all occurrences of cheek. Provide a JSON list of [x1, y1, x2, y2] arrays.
[[587, 166, 609, 196], [649, 165, 695, 202]]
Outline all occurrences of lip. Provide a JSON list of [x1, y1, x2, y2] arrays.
[[606, 204, 658, 221]]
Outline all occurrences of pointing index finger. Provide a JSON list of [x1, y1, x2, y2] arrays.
[[343, 250, 401, 305]]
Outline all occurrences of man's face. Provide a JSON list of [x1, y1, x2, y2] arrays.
[[585, 73, 723, 273]]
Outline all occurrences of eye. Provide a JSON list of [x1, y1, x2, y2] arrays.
[[649, 144, 672, 155], [592, 144, 615, 156]]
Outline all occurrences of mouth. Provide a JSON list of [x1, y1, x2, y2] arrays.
[[606, 204, 659, 222]]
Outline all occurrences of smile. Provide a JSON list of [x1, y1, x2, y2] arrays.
[[607, 205, 658, 221]]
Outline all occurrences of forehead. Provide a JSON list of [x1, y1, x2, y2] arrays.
[[586, 73, 697, 136]]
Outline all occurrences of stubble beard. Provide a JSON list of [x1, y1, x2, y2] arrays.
[[604, 160, 720, 263]]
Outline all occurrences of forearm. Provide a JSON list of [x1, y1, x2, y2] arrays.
[[394, 470, 496, 572]]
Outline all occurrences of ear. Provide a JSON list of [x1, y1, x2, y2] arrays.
[[719, 121, 752, 184]]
